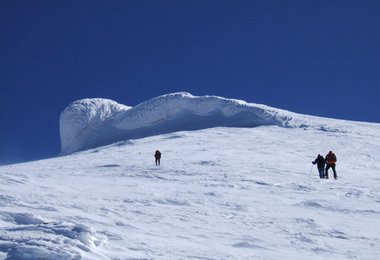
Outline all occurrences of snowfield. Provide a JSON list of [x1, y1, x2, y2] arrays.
[[1, 93, 380, 259]]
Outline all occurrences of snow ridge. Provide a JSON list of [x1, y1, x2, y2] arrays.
[[60, 93, 295, 154], [60, 92, 372, 154], [113, 92, 290, 129]]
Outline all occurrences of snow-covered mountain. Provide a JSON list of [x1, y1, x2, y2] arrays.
[[1, 93, 380, 259]]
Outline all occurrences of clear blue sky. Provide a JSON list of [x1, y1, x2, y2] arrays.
[[1, 0, 379, 164]]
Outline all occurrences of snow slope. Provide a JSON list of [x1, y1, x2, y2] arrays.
[[1, 114, 380, 259]]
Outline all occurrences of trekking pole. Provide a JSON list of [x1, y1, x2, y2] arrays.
[[309, 164, 313, 176]]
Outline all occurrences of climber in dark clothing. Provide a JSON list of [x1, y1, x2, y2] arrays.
[[154, 150, 161, 166], [312, 154, 326, 179]]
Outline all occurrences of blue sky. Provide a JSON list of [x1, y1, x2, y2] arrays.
[[1, 0, 379, 164]]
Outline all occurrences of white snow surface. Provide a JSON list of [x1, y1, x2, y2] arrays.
[[2, 102, 380, 259]]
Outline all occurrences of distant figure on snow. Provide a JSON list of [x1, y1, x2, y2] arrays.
[[154, 150, 161, 165], [325, 151, 337, 179], [312, 154, 325, 179]]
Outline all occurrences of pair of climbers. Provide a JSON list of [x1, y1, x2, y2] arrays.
[[312, 151, 337, 179]]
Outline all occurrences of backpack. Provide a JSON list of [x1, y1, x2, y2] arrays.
[[326, 153, 337, 164]]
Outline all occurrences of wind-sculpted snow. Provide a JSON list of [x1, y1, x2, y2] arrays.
[[60, 98, 130, 154], [0, 212, 107, 259], [60, 92, 379, 154], [113, 92, 288, 129], [60, 92, 295, 154]]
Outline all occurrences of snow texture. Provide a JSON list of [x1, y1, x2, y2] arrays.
[[2, 93, 380, 259]]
